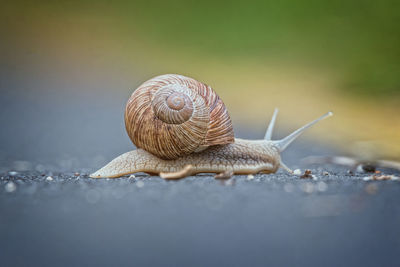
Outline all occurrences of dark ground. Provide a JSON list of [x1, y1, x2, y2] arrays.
[[1, 69, 400, 267]]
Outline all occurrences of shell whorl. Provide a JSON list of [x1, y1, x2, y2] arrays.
[[125, 74, 234, 159]]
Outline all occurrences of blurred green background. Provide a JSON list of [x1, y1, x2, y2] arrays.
[[128, 0, 400, 97], [4, 0, 400, 96], [1, 0, 400, 158]]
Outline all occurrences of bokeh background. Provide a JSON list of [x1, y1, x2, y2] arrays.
[[1, 0, 400, 170], [2, 2, 400, 267]]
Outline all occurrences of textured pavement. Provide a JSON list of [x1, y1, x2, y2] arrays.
[[1, 157, 400, 267], [1, 72, 399, 267]]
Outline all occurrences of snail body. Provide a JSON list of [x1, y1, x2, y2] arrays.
[[90, 139, 281, 179], [90, 74, 332, 179]]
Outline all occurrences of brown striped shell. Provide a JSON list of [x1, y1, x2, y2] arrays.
[[125, 74, 234, 159]]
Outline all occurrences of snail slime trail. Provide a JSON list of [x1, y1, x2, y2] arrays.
[[91, 74, 333, 179]]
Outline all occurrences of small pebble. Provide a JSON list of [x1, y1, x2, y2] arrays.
[[323, 171, 330, 176], [129, 175, 136, 179], [74, 172, 80, 177], [300, 169, 313, 179], [8, 171, 18, 176], [46, 176, 53, 181], [361, 164, 376, 173], [293, 169, 302, 176], [5, 181, 16, 193], [247, 174, 254, 180]]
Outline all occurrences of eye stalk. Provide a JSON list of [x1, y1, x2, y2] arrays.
[[273, 111, 333, 152]]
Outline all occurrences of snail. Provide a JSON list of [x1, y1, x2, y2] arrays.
[[90, 74, 332, 179]]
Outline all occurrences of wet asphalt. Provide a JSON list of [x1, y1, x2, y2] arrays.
[[1, 69, 400, 267], [1, 165, 400, 267]]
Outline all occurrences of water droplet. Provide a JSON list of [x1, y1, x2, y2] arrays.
[[5, 181, 16, 193], [316, 181, 328, 192], [136, 180, 144, 188], [301, 182, 314, 194]]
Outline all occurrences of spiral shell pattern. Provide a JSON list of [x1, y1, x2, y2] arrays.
[[125, 74, 234, 159]]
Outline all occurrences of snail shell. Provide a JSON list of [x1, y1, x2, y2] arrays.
[[125, 74, 234, 159]]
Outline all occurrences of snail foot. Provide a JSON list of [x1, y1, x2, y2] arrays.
[[160, 165, 194, 180], [214, 170, 234, 179]]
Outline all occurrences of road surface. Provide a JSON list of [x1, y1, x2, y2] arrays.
[[1, 71, 399, 267]]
